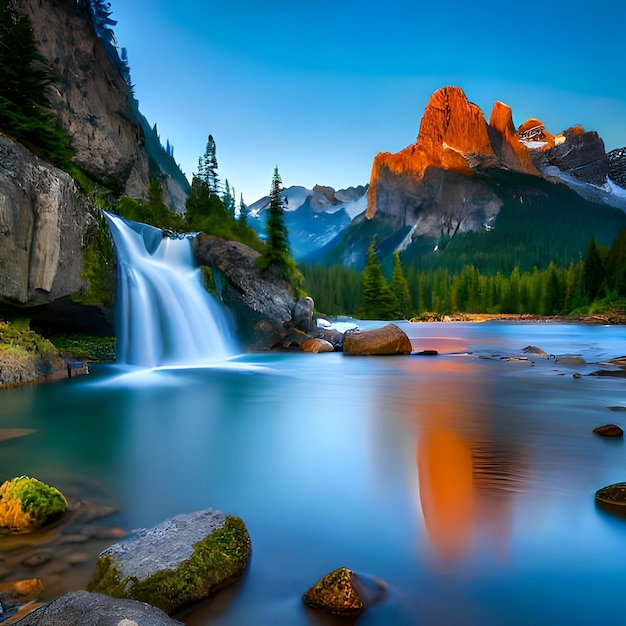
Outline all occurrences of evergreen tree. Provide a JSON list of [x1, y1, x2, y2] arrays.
[[221, 179, 235, 215], [391, 251, 412, 318], [199, 134, 219, 195], [359, 242, 399, 319], [88, 0, 117, 44], [583, 236, 605, 302], [605, 229, 626, 298], [258, 166, 302, 288], [238, 193, 248, 226], [0, 2, 72, 167]]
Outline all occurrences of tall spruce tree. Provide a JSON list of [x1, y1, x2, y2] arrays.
[[222, 179, 235, 215], [583, 236, 605, 302], [391, 251, 412, 318], [201, 134, 219, 195], [359, 242, 399, 319], [258, 166, 301, 288], [238, 193, 248, 226]]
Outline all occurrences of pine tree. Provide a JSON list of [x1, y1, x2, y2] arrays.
[[258, 166, 301, 288], [605, 229, 626, 298], [391, 251, 412, 318], [221, 179, 235, 215], [200, 134, 219, 195], [88, 0, 117, 44], [238, 193, 248, 226], [583, 236, 605, 302], [359, 242, 399, 319]]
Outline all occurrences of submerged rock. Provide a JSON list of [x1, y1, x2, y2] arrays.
[[11, 590, 182, 626], [592, 424, 624, 437], [522, 345, 550, 359], [302, 567, 386, 616], [87, 509, 251, 615], [0, 477, 68, 532], [0, 578, 44, 623], [343, 324, 412, 356]]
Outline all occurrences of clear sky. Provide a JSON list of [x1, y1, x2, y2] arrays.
[[111, 0, 626, 204]]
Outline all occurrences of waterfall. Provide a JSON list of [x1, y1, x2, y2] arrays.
[[104, 212, 238, 367]]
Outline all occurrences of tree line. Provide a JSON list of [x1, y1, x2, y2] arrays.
[[302, 230, 626, 319]]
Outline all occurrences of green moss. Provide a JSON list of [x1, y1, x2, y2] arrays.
[[1, 476, 67, 521], [0, 319, 58, 358], [49, 333, 115, 362], [200, 266, 217, 298], [87, 515, 251, 615]]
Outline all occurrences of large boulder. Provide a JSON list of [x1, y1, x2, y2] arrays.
[[11, 590, 183, 626], [192, 234, 300, 350], [87, 509, 251, 615], [0, 477, 68, 532], [0, 136, 97, 307], [343, 324, 412, 356]]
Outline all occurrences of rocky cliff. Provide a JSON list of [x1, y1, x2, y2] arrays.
[[366, 86, 624, 238], [20, 0, 188, 210], [0, 135, 98, 306]]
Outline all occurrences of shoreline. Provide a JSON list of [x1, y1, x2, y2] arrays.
[[408, 312, 626, 324]]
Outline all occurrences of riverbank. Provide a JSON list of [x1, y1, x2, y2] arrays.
[[409, 311, 626, 324]]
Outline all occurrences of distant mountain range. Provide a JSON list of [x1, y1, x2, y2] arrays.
[[247, 184, 367, 260], [264, 86, 626, 271]]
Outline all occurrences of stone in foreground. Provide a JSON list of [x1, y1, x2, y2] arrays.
[[592, 424, 624, 437], [87, 509, 251, 615], [595, 483, 626, 506], [0, 477, 68, 532], [11, 590, 182, 625], [302, 567, 386, 616], [343, 324, 412, 356]]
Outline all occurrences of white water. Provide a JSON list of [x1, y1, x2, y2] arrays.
[[104, 212, 238, 367]]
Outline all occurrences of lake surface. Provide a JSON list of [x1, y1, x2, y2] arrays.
[[2, 322, 626, 625]]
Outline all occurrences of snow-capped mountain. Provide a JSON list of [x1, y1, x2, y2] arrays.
[[247, 184, 367, 260]]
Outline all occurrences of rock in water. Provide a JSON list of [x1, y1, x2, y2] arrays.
[[11, 590, 183, 626], [343, 324, 412, 356], [592, 424, 624, 437], [596, 483, 626, 506], [0, 477, 67, 532], [87, 509, 251, 615], [302, 567, 386, 616], [300, 338, 335, 353]]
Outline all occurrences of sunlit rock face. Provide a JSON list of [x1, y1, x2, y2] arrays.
[[365, 86, 617, 238], [0, 136, 96, 306]]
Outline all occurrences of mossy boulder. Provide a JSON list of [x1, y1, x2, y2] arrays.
[[87, 509, 251, 615], [0, 476, 68, 532], [302, 567, 386, 616]]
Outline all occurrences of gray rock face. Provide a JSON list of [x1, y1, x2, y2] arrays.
[[12, 590, 183, 626], [533, 128, 608, 186], [0, 136, 97, 306], [608, 147, 626, 188], [193, 234, 299, 350], [22, 0, 150, 197]]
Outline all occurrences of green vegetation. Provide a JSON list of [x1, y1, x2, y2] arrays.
[[0, 476, 67, 530], [0, 1, 72, 168], [303, 229, 626, 319], [0, 318, 58, 359], [49, 333, 115, 362], [257, 166, 303, 291], [87, 515, 251, 614]]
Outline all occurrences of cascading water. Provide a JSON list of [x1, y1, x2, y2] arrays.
[[104, 211, 238, 367]]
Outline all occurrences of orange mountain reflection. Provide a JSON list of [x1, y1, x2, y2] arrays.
[[399, 355, 528, 563]]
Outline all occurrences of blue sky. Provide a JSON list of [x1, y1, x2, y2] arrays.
[[111, 0, 626, 204]]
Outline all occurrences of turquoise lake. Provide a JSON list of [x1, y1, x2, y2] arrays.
[[1, 321, 626, 625]]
